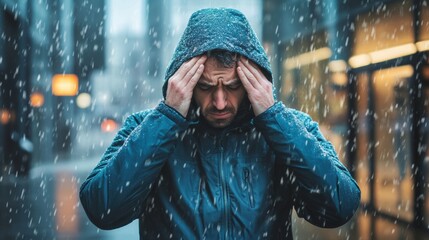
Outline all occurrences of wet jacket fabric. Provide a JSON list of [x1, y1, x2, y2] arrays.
[[79, 8, 360, 239]]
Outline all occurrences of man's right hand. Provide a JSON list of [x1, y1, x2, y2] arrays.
[[165, 55, 207, 117]]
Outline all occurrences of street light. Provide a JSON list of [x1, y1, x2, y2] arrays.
[[101, 118, 118, 132], [52, 74, 79, 96], [0, 109, 14, 125], [30, 92, 45, 108], [76, 93, 92, 109]]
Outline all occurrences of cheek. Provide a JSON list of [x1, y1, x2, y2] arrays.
[[193, 90, 210, 108], [231, 89, 246, 106]]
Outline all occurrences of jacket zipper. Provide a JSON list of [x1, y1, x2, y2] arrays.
[[243, 168, 255, 208], [194, 178, 203, 213], [219, 145, 230, 239]]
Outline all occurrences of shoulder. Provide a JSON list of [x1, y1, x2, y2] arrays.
[[283, 107, 320, 132], [288, 108, 313, 123], [122, 109, 154, 129], [271, 102, 314, 124]]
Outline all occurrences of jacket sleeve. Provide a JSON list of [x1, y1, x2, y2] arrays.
[[254, 101, 361, 228], [79, 102, 189, 230]]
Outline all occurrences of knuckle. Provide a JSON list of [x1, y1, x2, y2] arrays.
[[169, 76, 177, 83], [168, 79, 177, 87], [262, 81, 271, 88], [183, 63, 191, 71], [173, 89, 183, 98], [191, 75, 200, 83], [186, 71, 193, 77], [197, 65, 204, 72]]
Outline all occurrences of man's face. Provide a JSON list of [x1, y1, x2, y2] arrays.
[[193, 57, 246, 128]]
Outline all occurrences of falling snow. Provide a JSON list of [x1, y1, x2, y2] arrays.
[[1, 0, 429, 239]]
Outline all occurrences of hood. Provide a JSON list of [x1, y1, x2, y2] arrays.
[[162, 8, 273, 98]]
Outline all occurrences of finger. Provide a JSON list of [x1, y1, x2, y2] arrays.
[[195, 55, 207, 69], [237, 60, 261, 89], [237, 66, 254, 92], [240, 57, 272, 91], [182, 55, 207, 84], [240, 57, 264, 83], [174, 56, 203, 82], [186, 55, 207, 86], [186, 64, 205, 89]]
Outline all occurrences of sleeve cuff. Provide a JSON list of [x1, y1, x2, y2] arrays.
[[156, 101, 189, 129], [254, 101, 287, 123]]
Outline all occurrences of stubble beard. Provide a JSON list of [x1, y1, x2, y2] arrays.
[[203, 106, 236, 128]]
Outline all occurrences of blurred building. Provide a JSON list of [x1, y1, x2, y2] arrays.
[[263, 0, 429, 233], [0, 0, 105, 176], [0, 1, 32, 176]]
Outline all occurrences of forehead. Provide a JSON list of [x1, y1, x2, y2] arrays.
[[201, 57, 237, 83]]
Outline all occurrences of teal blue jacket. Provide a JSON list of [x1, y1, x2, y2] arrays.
[[79, 8, 360, 239]]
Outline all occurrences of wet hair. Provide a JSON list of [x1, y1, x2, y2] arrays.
[[206, 49, 238, 68]]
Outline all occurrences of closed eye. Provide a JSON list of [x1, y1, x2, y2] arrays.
[[196, 83, 212, 91], [226, 82, 242, 90]]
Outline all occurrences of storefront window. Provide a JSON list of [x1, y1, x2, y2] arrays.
[[422, 58, 429, 227], [420, 0, 429, 41], [281, 32, 329, 120], [356, 73, 370, 204], [372, 65, 414, 222], [353, 1, 413, 55], [281, 31, 349, 165], [350, 1, 416, 69]]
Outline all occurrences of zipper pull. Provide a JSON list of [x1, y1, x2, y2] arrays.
[[243, 168, 255, 208], [244, 168, 250, 181]]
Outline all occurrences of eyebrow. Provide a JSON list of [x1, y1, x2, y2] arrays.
[[198, 78, 240, 86], [224, 79, 240, 85]]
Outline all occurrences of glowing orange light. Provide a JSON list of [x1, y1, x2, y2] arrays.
[[285, 47, 332, 70], [55, 172, 78, 234], [30, 92, 45, 107], [0, 109, 12, 125], [423, 66, 429, 80], [330, 72, 348, 86], [101, 119, 118, 132], [52, 74, 79, 96]]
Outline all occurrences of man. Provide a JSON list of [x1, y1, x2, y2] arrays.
[[80, 8, 360, 239]]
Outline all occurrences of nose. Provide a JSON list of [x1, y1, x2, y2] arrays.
[[212, 87, 227, 110]]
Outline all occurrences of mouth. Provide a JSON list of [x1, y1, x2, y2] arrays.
[[209, 111, 232, 119]]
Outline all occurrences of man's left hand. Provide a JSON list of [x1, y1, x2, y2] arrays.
[[237, 57, 274, 116]]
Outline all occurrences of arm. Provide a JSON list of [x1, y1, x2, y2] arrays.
[[254, 102, 361, 228], [237, 57, 360, 227], [79, 102, 188, 229], [80, 55, 206, 230]]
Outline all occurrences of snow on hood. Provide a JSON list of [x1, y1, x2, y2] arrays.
[[162, 8, 273, 98]]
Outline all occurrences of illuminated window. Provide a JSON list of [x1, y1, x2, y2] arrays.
[[353, 1, 414, 55], [52, 74, 79, 96], [372, 65, 414, 221], [420, 1, 429, 41], [281, 31, 349, 164], [30, 92, 45, 108]]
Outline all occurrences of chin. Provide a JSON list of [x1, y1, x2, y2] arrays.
[[208, 119, 233, 128]]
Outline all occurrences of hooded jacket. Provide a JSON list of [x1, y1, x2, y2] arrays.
[[79, 8, 361, 239]]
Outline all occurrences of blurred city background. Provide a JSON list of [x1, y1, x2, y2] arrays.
[[0, 0, 429, 239]]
